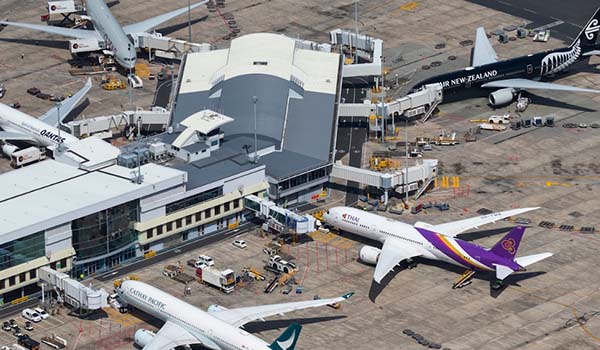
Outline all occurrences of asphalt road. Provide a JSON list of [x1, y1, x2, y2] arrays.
[[467, 0, 599, 43], [152, 77, 173, 108]]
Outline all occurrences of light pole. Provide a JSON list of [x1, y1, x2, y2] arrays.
[[252, 96, 258, 163], [187, 0, 192, 42]]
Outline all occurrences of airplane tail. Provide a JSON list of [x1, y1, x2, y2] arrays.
[[572, 7, 600, 47], [490, 226, 525, 260], [269, 323, 302, 350]]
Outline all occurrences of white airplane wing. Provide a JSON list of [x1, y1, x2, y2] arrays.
[[141, 320, 221, 350], [0, 130, 35, 142], [373, 238, 422, 283], [208, 292, 354, 328], [0, 20, 101, 40], [472, 27, 498, 66], [123, 0, 209, 34], [482, 78, 600, 93], [39, 78, 92, 127], [414, 207, 539, 237]]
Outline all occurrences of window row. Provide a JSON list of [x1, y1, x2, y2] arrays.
[[147, 199, 242, 239]]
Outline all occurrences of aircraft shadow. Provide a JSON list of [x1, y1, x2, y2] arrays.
[[458, 226, 515, 241], [526, 92, 596, 112], [0, 38, 68, 51], [489, 271, 547, 298], [243, 315, 347, 333], [63, 98, 90, 123], [368, 267, 403, 302], [156, 16, 209, 36]]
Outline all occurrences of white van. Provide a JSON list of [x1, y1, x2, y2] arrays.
[[21, 308, 42, 322], [197, 255, 214, 267]]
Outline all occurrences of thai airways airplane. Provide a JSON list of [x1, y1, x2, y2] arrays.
[[323, 207, 552, 289], [117, 280, 353, 350], [0, 0, 208, 70], [0, 78, 91, 156], [412, 8, 600, 106]]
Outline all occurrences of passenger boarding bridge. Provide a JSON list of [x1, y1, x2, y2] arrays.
[[244, 195, 320, 235]]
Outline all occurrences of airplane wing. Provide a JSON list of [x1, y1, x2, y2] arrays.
[[0, 130, 35, 142], [39, 78, 92, 127], [208, 292, 354, 328], [414, 207, 539, 238], [373, 238, 422, 283], [141, 320, 221, 350], [472, 27, 498, 66], [123, 0, 209, 34], [482, 78, 600, 93], [0, 20, 101, 40]]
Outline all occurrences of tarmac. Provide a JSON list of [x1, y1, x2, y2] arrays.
[[1, 0, 600, 349]]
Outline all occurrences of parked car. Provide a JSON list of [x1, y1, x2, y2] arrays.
[[21, 308, 42, 323], [197, 255, 214, 267], [232, 239, 247, 249], [2, 321, 10, 331], [36, 93, 52, 100], [33, 308, 49, 320], [128, 74, 143, 89], [13, 326, 23, 337], [49, 95, 65, 102], [9, 319, 17, 329], [8, 102, 20, 109], [24, 321, 33, 331], [26, 87, 40, 96]]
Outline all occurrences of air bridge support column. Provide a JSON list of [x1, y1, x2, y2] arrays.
[[380, 173, 392, 205]]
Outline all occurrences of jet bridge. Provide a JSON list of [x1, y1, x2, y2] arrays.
[[330, 159, 438, 203], [135, 32, 212, 60], [38, 266, 109, 311], [244, 195, 320, 235]]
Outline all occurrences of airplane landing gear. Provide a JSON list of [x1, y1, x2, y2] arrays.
[[406, 258, 417, 269], [491, 279, 504, 290]]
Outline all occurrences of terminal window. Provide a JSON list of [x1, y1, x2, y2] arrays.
[[186, 216, 192, 225], [8, 276, 15, 287], [167, 222, 173, 232], [147, 230, 154, 239], [176, 219, 183, 229], [233, 199, 240, 208], [215, 205, 221, 215], [0, 279, 4, 289], [224, 202, 230, 212], [157, 226, 163, 235], [205, 209, 212, 219], [29, 269, 36, 279], [166, 187, 223, 215], [19, 273, 26, 283], [0, 231, 45, 270], [195, 212, 202, 222]]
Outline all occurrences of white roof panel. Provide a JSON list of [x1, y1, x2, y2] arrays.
[[0, 161, 186, 244]]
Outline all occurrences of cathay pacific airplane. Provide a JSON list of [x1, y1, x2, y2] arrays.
[[0, 0, 208, 69], [0, 78, 90, 156], [323, 207, 552, 289], [412, 8, 600, 106], [117, 280, 353, 350]]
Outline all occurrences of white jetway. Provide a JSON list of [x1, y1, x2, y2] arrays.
[[39, 266, 109, 311]]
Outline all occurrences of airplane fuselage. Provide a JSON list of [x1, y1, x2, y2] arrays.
[[412, 41, 599, 95], [119, 280, 272, 350], [0, 103, 78, 148], [86, 0, 136, 69], [324, 207, 520, 272]]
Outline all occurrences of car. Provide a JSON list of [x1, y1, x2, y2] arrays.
[[127, 74, 143, 89], [9, 319, 17, 329], [108, 294, 128, 313], [2, 321, 10, 331], [232, 239, 247, 249], [197, 255, 214, 267], [26, 87, 40, 96], [21, 308, 42, 323], [0, 86, 5, 98], [23, 322, 33, 331], [36, 93, 52, 100], [13, 327, 23, 337], [33, 308, 49, 320], [578, 123, 588, 128], [49, 95, 65, 102], [8, 102, 20, 109]]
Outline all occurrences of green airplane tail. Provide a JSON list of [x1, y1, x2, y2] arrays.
[[268, 323, 302, 350]]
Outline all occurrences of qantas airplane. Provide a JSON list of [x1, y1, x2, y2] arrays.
[[0, 78, 90, 156], [412, 8, 600, 106], [0, 0, 208, 70], [323, 207, 552, 289], [118, 280, 353, 350]]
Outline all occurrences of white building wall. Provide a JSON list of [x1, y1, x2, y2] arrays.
[[45, 223, 72, 257]]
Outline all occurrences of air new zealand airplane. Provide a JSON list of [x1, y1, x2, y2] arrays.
[[412, 8, 600, 106]]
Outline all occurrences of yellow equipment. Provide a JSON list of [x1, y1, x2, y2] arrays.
[[102, 78, 126, 90], [370, 156, 399, 171]]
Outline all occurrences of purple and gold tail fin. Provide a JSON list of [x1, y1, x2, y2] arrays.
[[491, 226, 525, 260]]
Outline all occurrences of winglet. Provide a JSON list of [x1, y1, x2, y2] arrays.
[[269, 323, 302, 350], [341, 292, 354, 300]]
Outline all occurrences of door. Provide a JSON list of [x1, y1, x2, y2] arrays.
[[526, 64, 533, 75]]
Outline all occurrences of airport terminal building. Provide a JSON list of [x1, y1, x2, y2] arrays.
[[0, 33, 342, 304]]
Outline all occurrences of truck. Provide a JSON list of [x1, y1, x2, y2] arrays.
[[196, 267, 235, 294], [17, 335, 40, 350], [162, 264, 181, 278], [266, 255, 298, 274], [11, 147, 46, 168]]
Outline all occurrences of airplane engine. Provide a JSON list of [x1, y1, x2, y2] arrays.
[[134, 329, 156, 348], [207, 304, 228, 313], [1, 143, 19, 158], [359, 246, 381, 265], [488, 88, 516, 106]]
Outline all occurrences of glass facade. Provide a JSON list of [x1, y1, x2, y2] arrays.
[[166, 187, 223, 214], [0, 231, 45, 270], [71, 200, 139, 260]]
